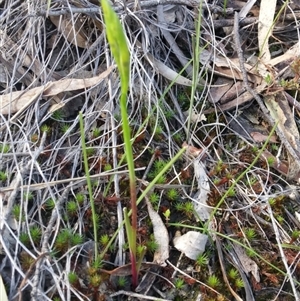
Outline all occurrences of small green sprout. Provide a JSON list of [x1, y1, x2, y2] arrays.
[[178, 91, 189, 109], [268, 198, 276, 206], [154, 160, 167, 171], [0, 171, 7, 181], [20, 252, 35, 270], [0, 144, 10, 153], [12, 204, 24, 221], [137, 244, 146, 257], [89, 274, 102, 287], [117, 276, 127, 287], [174, 277, 185, 289], [114, 113, 121, 122], [227, 188, 236, 197], [291, 230, 300, 241], [163, 209, 171, 221], [55, 229, 82, 252], [122, 242, 129, 251], [92, 214, 101, 228], [267, 156, 275, 165], [148, 160, 169, 183], [30, 225, 42, 244], [91, 256, 103, 270], [104, 163, 112, 171], [156, 174, 167, 184], [68, 271, 79, 286], [213, 178, 221, 185], [206, 274, 220, 289], [264, 73, 272, 85], [215, 160, 224, 174], [196, 253, 208, 267], [234, 278, 244, 289], [46, 198, 56, 210], [164, 110, 175, 119], [276, 215, 284, 224], [271, 143, 279, 151], [228, 268, 239, 280], [100, 234, 110, 247], [70, 233, 83, 246], [245, 228, 257, 241], [23, 192, 34, 201], [146, 235, 158, 253], [166, 188, 179, 201], [225, 172, 233, 180], [175, 202, 184, 211], [182, 201, 194, 217], [66, 200, 78, 216], [41, 124, 51, 134], [85, 147, 95, 157], [248, 176, 257, 186], [92, 127, 101, 138], [149, 192, 160, 205], [91, 180, 99, 188], [51, 109, 64, 120], [75, 193, 85, 205], [246, 248, 256, 257], [173, 132, 183, 143], [61, 123, 71, 134], [19, 232, 30, 246], [252, 146, 259, 153]]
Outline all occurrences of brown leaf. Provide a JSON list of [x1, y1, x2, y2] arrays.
[[0, 66, 114, 115], [250, 131, 278, 143], [262, 271, 279, 285], [50, 15, 90, 48], [182, 142, 205, 158], [101, 262, 159, 276]]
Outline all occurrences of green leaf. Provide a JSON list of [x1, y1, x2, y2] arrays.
[[100, 0, 130, 94]]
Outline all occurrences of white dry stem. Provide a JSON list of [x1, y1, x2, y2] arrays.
[[267, 203, 300, 301]]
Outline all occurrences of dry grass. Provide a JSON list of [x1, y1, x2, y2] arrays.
[[1, 0, 300, 300]]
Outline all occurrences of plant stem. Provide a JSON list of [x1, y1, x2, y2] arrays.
[[79, 111, 98, 259]]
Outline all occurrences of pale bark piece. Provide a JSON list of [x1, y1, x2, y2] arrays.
[[239, 0, 257, 19], [250, 131, 278, 143], [231, 243, 260, 282], [173, 231, 208, 260], [209, 77, 233, 104], [0, 66, 114, 115], [50, 15, 90, 48], [269, 41, 300, 66], [183, 109, 206, 124], [265, 93, 300, 180], [296, 212, 300, 223], [258, 0, 277, 61], [0, 64, 7, 83], [0, 275, 8, 301], [0, 192, 17, 257], [0, 86, 45, 115], [193, 158, 211, 221], [220, 80, 244, 104], [145, 53, 195, 87], [145, 198, 169, 265]]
